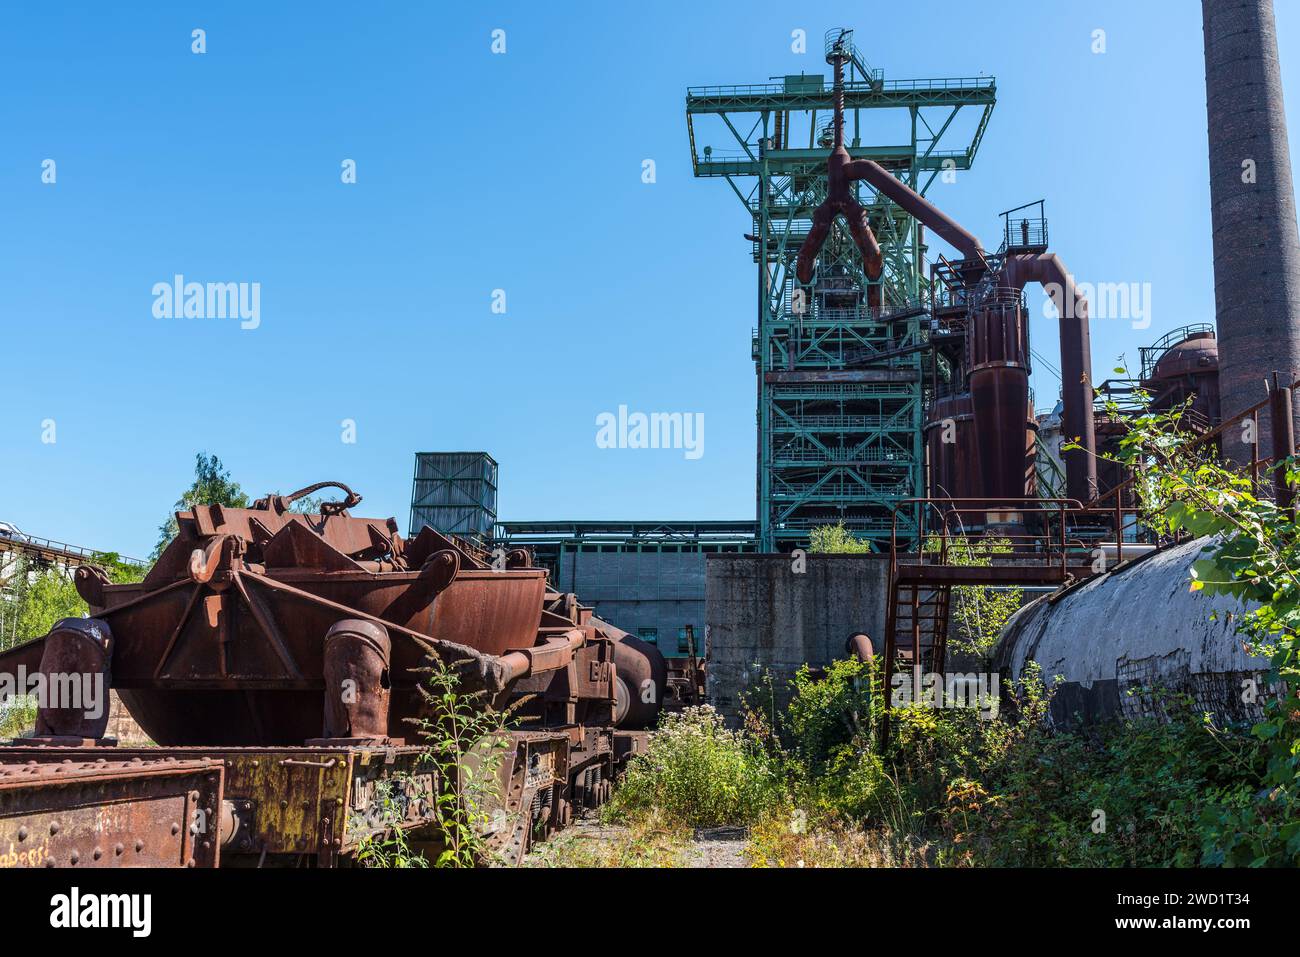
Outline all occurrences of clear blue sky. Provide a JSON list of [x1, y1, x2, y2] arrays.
[[2, 1, 1297, 559]]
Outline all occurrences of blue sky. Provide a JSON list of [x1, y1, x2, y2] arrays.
[[1, 1, 1297, 559]]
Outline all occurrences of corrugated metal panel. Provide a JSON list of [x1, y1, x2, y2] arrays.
[[409, 452, 498, 539]]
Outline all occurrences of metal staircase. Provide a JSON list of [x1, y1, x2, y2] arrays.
[[879, 497, 1125, 746]]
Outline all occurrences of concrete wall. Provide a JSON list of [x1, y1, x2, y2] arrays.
[[555, 550, 706, 656], [704, 554, 891, 720]]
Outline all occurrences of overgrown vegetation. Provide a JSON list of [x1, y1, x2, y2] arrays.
[[607, 661, 1267, 867], [352, 651, 514, 869], [924, 536, 1023, 665], [1072, 378, 1300, 865], [525, 811, 691, 868], [0, 551, 145, 652], [0, 696, 38, 740], [808, 522, 874, 553], [599, 383, 1297, 867], [605, 707, 781, 828], [408, 652, 514, 867], [351, 775, 431, 869]]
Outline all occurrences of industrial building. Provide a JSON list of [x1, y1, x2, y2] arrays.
[[400, 8, 1300, 714], [409, 452, 756, 657], [409, 31, 1183, 655]]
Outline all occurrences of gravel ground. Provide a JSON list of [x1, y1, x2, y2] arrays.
[[681, 827, 750, 868], [523, 819, 751, 868]]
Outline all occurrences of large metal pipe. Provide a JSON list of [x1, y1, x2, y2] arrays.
[[497, 628, 587, 685], [848, 158, 986, 264], [1001, 253, 1099, 502], [967, 295, 1034, 502], [994, 535, 1267, 727], [1204, 0, 1300, 464], [795, 50, 884, 289]]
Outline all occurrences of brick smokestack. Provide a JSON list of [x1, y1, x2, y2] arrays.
[[1203, 0, 1300, 462]]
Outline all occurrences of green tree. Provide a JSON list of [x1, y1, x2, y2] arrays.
[[152, 453, 250, 561], [923, 536, 1023, 666], [1, 551, 146, 652], [809, 522, 874, 554], [0, 556, 83, 650]]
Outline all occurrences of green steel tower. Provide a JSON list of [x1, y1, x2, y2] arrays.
[[686, 29, 995, 550]]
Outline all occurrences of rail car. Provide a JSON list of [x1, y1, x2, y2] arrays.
[[0, 482, 667, 867]]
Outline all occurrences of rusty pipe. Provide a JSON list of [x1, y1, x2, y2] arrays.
[[846, 633, 875, 664], [497, 628, 586, 685], [847, 159, 986, 265], [794, 50, 885, 289], [1001, 253, 1098, 502]]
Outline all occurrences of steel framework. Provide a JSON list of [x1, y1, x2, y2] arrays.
[[687, 30, 996, 550]]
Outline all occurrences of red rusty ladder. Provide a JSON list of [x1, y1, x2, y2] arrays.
[[881, 575, 951, 716], [877, 497, 1114, 748]]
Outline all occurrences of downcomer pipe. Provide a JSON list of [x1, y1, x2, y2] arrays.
[[1001, 253, 1098, 503], [849, 159, 987, 264], [834, 157, 1096, 499]]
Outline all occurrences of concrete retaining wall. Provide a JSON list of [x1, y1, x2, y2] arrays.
[[704, 554, 891, 720]]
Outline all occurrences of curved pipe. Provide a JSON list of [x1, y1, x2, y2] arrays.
[[794, 49, 884, 300], [846, 632, 875, 664], [847, 159, 987, 265], [498, 627, 587, 685], [1000, 253, 1098, 502]]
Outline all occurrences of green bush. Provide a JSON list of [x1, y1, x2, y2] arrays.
[[906, 681, 1264, 867], [606, 706, 781, 828], [604, 661, 1270, 868], [783, 659, 872, 770]]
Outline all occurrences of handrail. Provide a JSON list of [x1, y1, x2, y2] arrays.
[[0, 533, 146, 569], [887, 496, 1153, 577], [686, 77, 995, 99]]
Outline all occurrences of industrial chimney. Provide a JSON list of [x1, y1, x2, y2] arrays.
[[1203, 0, 1300, 462]]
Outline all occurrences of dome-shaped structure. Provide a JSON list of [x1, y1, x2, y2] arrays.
[[1139, 327, 1221, 426], [1151, 332, 1218, 380]]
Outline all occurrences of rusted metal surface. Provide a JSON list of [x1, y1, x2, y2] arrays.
[[924, 393, 979, 513], [2, 744, 435, 865], [968, 288, 1035, 505], [794, 33, 884, 301], [0, 757, 223, 868], [482, 731, 571, 866], [846, 633, 875, 664], [29, 617, 114, 742], [319, 619, 394, 744], [998, 253, 1098, 502], [0, 482, 663, 865], [0, 483, 603, 748]]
